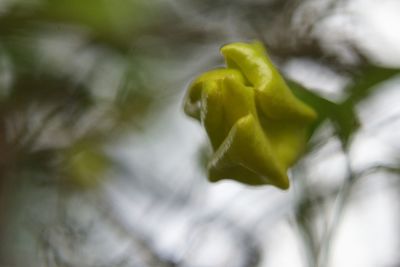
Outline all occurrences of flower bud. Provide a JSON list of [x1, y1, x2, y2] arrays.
[[183, 41, 317, 189]]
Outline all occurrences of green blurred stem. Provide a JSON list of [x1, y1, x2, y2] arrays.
[[292, 164, 319, 267], [316, 144, 355, 267]]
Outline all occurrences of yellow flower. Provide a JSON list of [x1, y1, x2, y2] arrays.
[[183, 41, 317, 189]]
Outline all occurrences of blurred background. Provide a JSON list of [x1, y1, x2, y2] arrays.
[[0, 0, 399, 266]]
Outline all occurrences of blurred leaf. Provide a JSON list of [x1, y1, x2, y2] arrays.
[[5, 73, 93, 121], [114, 79, 153, 125], [345, 65, 400, 104], [0, 0, 159, 51], [288, 65, 400, 147], [18, 148, 58, 176], [42, 0, 154, 43], [287, 79, 359, 147], [63, 138, 111, 189]]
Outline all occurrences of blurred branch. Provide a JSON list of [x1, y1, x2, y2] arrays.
[[182, 215, 263, 267], [37, 188, 181, 267], [355, 164, 400, 179], [294, 200, 319, 267], [94, 192, 180, 267], [297, 158, 399, 267], [316, 147, 354, 267]]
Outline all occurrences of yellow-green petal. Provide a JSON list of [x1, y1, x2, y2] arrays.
[[208, 114, 289, 189], [183, 41, 317, 189]]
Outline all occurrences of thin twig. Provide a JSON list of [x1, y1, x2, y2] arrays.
[[316, 144, 355, 267]]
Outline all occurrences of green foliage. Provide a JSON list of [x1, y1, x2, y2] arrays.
[[0, 0, 157, 188], [289, 65, 400, 146], [64, 138, 111, 188]]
